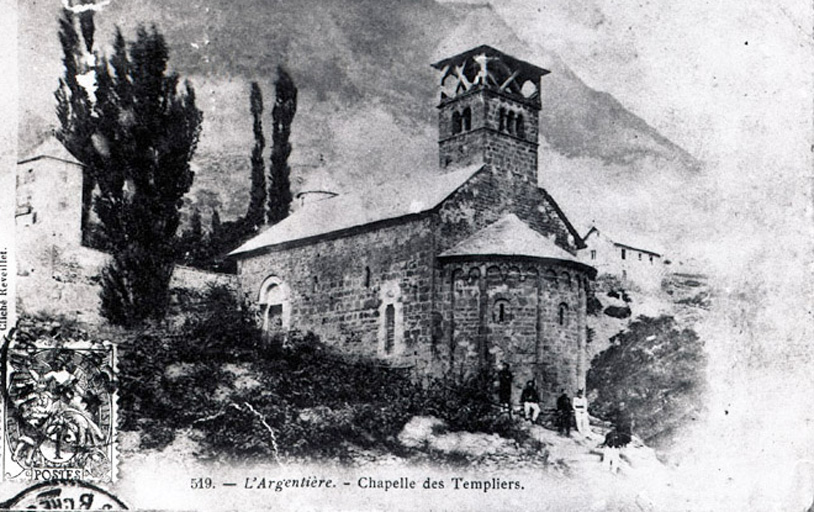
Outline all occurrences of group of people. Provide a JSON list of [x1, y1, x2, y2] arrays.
[[498, 363, 633, 474], [496, 363, 591, 437]]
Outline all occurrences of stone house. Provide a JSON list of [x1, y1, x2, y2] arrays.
[[230, 45, 596, 400], [16, 137, 92, 255], [15, 138, 236, 322], [580, 225, 665, 290]]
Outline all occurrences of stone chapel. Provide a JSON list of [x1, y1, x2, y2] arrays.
[[230, 45, 596, 401]]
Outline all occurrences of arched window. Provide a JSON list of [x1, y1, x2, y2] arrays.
[[498, 107, 506, 131], [493, 299, 510, 323], [516, 114, 525, 137], [506, 111, 515, 134], [462, 107, 472, 131], [312, 276, 319, 293], [452, 111, 462, 135], [258, 276, 291, 332], [558, 303, 569, 326], [364, 266, 371, 288], [384, 304, 396, 354]]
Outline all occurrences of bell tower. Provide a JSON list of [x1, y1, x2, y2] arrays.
[[432, 46, 549, 184]]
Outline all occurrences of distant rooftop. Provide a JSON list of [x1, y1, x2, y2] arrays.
[[583, 225, 665, 256], [18, 136, 82, 166]]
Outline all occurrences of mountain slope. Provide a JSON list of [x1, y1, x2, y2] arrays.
[[18, 0, 700, 229]]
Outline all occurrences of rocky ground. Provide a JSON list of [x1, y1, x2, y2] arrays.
[[116, 412, 696, 511]]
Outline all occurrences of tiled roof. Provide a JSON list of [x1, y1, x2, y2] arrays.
[[229, 164, 484, 257], [440, 214, 585, 264]]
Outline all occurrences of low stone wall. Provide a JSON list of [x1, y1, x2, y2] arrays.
[[16, 244, 237, 326]]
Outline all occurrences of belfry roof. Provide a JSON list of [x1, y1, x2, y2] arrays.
[[440, 214, 593, 272], [229, 164, 484, 257]]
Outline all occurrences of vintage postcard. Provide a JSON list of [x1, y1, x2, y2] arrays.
[[2, 0, 813, 510]]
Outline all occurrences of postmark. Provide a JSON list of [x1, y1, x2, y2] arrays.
[[0, 479, 129, 510], [2, 326, 118, 482]]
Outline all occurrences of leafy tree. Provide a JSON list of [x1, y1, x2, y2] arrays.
[[267, 67, 297, 225], [587, 315, 707, 449], [54, 9, 97, 242], [56, 15, 202, 326], [245, 82, 266, 232], [177, 208, 213, 267]]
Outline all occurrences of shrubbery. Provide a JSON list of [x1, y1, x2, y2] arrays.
[[587, 315, 707, 449], [117, 285, 529, 460]]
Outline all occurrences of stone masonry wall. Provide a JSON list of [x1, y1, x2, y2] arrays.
[[236, 217, 438, 369], [438, 90, 539, 185], [436, 167, 579, 255], [436, 258, 590, 407]]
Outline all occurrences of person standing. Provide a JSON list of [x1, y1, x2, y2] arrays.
[[497, 363, 513, 415], [520, 380, 541, 423], [573, 389, 590, 437], [556, 389, 571, 436], [601, 430, 621, 473]]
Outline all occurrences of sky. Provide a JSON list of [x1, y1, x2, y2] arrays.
[[511, 1, 813, 504]]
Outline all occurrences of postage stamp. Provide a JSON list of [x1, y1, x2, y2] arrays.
[[2, 325, 117, 483]]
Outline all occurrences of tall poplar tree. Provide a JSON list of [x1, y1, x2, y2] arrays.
[[267, 67, 297, 225], [56, 15, 202, 326], [244, 82, 266, 232], [54, 9, 97, 241]]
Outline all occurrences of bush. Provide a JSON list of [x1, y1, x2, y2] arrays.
[[419, 371, 529, 444], [604, 305, 631, 319], [117, 285, 255, 446], [119, 306, 531, 460], [587, 315, 707, 449], [190, 331, 422, 460], [177, 284, 263, 362], [587, 295, 603, 316]]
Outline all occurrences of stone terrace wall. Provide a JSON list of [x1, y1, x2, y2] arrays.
[[17, 243, 238, 326]]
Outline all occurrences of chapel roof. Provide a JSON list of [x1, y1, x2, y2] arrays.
[[229, 164, 484, 257], [440, 214, 595, 273]]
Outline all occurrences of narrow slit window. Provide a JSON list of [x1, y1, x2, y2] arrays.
[[558, 303, 568, 326], [452, 111, 462, 135], [384, 304, 395, 354], [493, 299, 509, 323]]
